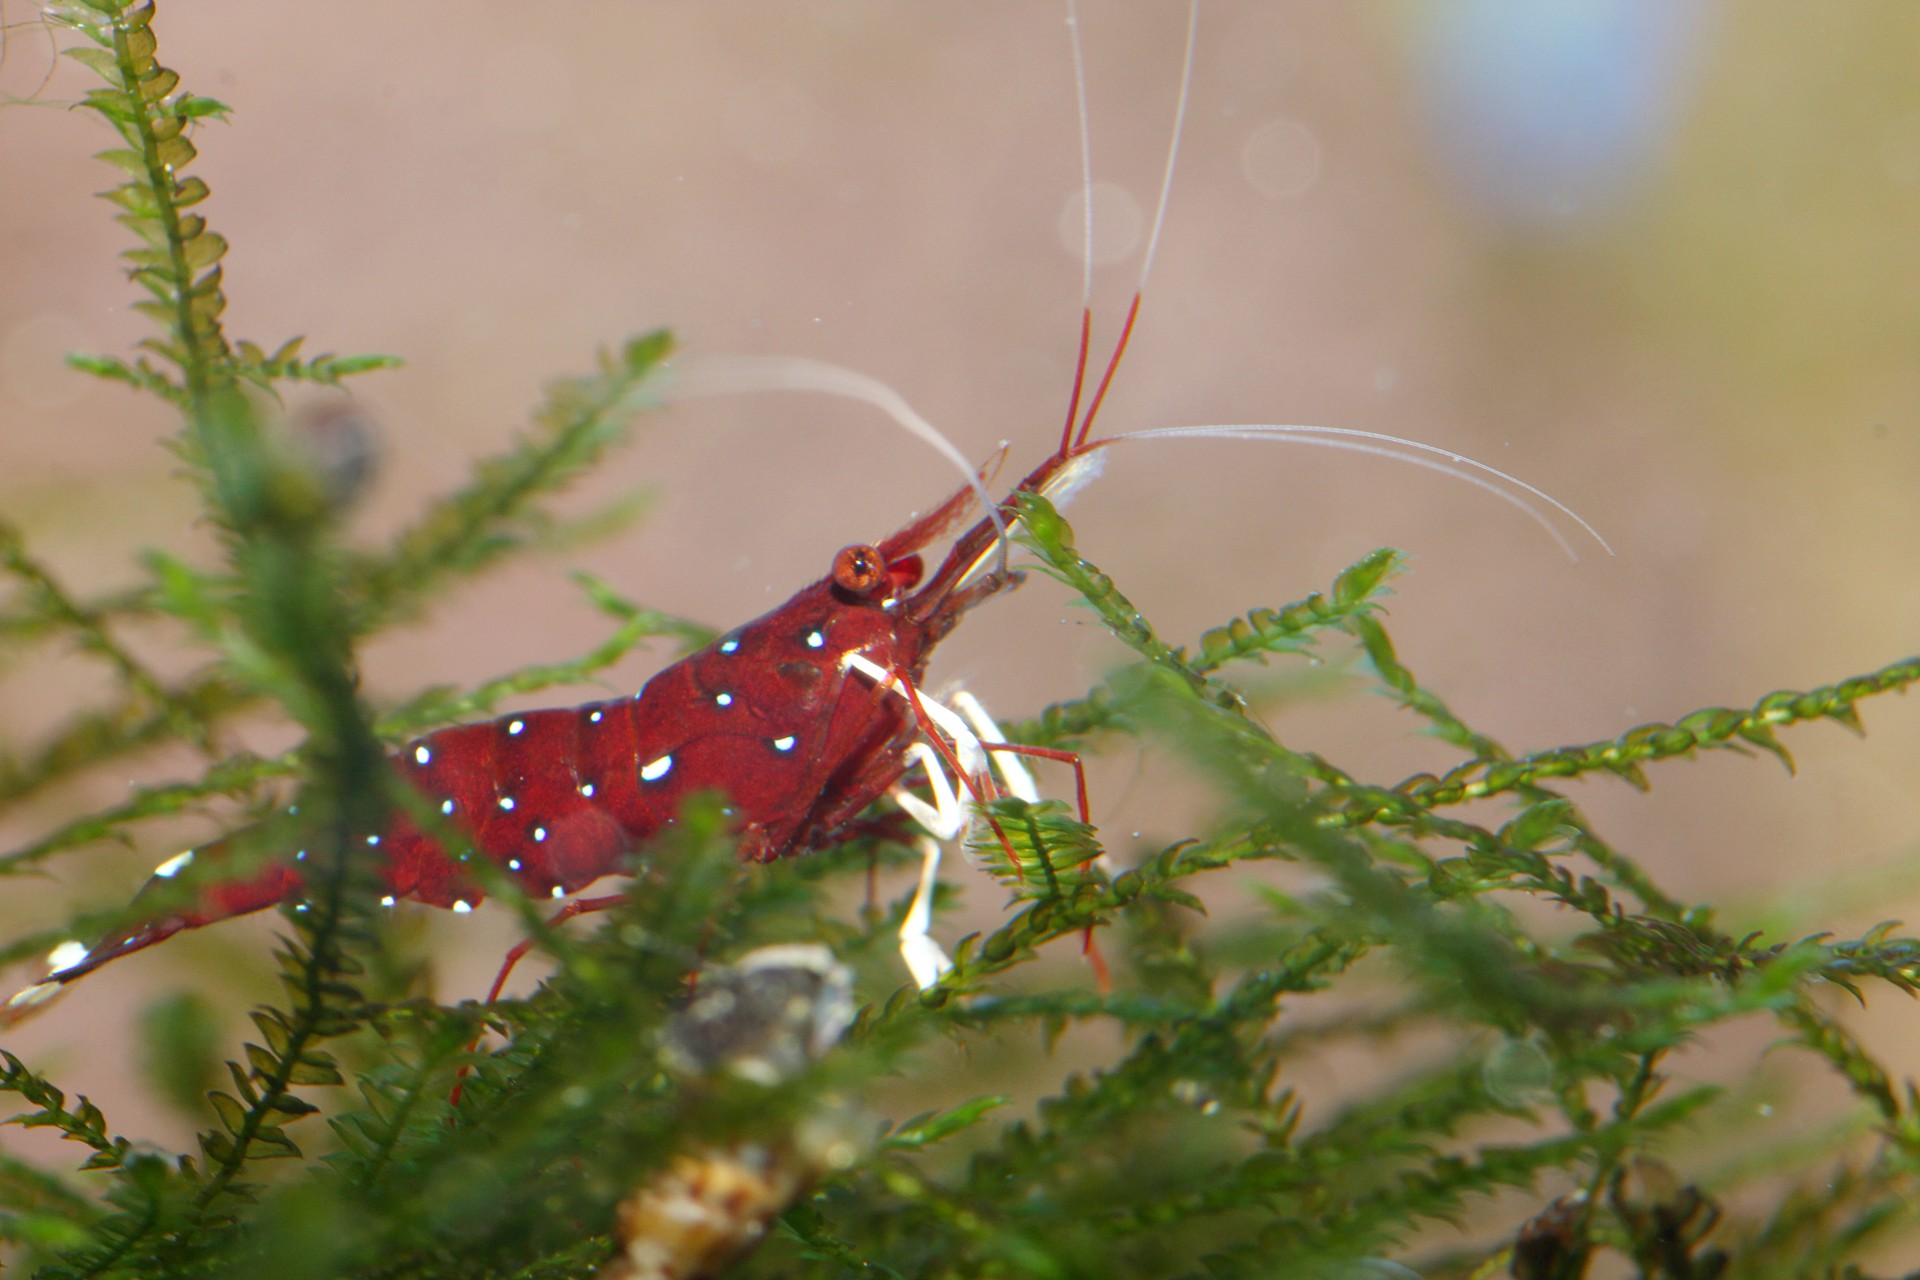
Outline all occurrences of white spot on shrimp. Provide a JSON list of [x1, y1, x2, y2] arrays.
[[46, 940, 90, 972], [441, 799, 456, 816], [550, 885, 565, 900], [772, 735, 796, 753], [287, 805, 299, 816], [366, 834, 380, 846], [508, 859, 523, 871], [508, 719, 526, 736], [533, 826, 548, 843], [579, 782, 596, 799], [296, 849, 309, 861], [414, 744, 431, 765], [380, 895, 396, 908], [640, 755, 673, 783], [294, 903, 311, 913], [719, 638, 740, 654], [805, 630, 825, 649], [714, 692, 734, 708], [498, 796, 516, 811], [153, 851, 194, 879], [452, 900, 473, 914], [589, 710, 604, 724]]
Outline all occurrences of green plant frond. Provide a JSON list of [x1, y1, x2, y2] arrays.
[[1014, 490, 1246, 719], [882, 1095, 1012, 1153], [52, 0, 231, 410], [1728, 1156, 1920, 1278], [0, 524, 165, 707], [342, 331, 674, 632], [231, 338, 402, 390], [376, 592, 708, 742], [185, 816, 381, 1203], [0, 668, 254, 809], [1344, 610, 1508, 761], [0, 753, 295, 895], [58, 352, 181, 401], [0, 1054, 128, 1174], [1354, 654, 1920, 814], [967, 797, 1105, 903], [1190, 547, 1406, 674], [0, 579, 161, 651], [1006, 546, 1407, 751], [1780, 1000, 1912, 1142], [0, 329, 677, 800]]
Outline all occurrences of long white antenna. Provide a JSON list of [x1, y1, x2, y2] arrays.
[[1137, 0, 1198, 293], [669, 355, 1009, 568], [1071, 0, 1200, 449], [1108, 424, 1613, 562], [1066, 0, 1094, 312]]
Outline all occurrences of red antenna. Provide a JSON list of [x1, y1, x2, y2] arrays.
[[1061, 0, 1200, 455]]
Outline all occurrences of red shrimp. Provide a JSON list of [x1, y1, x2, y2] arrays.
[[7, 428, 1103, 1016]]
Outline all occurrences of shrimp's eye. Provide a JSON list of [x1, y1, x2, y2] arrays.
[[831, 544, 888, 597]]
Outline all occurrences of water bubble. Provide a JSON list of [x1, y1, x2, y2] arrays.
[[1482, 1034, 1555, 1106], [285, 400, 381, 513], [1055, 180, 1144, 265], [1241, 118, 1323, 200]]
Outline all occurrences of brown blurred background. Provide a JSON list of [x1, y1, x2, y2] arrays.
[[1, 0, 1917, 1181]]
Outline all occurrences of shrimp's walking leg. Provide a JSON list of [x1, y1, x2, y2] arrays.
[[889, 740, 964, 989], [846, 654, 1086, 991], [899, 835, 952, 990]]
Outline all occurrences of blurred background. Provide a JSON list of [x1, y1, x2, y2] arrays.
[[1, 0, 1917, 1217]]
